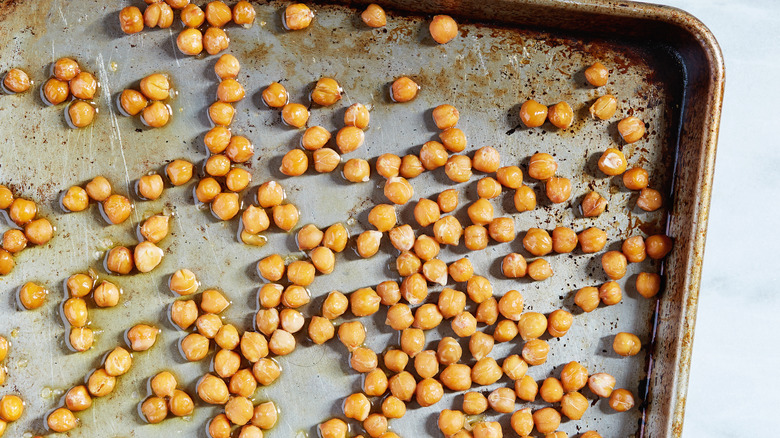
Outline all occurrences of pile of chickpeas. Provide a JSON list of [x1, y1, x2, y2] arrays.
[[0, 1, 678, 437], [0, 186, 55, 277], [42, 58, 99, 128]]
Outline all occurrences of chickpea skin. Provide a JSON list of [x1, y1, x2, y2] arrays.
[[361, 4, 387, 28], [68, 101, 96, 128], [43, 78, 70, 105], [618, 116, 646, 143], [284, 3, 314, 30], [119, 6, 144, 34], [429, 15, 458, 44], [390, 76, 419, 102]]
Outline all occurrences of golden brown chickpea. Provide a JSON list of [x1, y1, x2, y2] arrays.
[[532, 408, 561, 435], [384, 349, 409, 373], [170, 300, 198, 330], [590, 94, 618, 120], [225, 396, 254, 426], [119, 5, 144, 33], [201, 289, 230, 314], [493, 319, 519, 343], [141, 396, 168, 424], [299, 126, 331, 151], [233, 1, 256, 26], [180, 3, 205, 27], [595, 282, 620, 307], [578, 227, 607, 253], [209, 101, 235, 126], [198, 374, 229, 405], [203, 26, 229, 55], [602, 250, 628, 280], [0, 336, 8, 362], [467, 199, 494, 226], [135, 240, 164, 273], [311, 77, 342, 106], [459, 392, 487, 417], [226, 168, 251, 192], [202, 127, 230, 154], [69, 72, 96, 100], [313, 148, 340, 173], [209, 414, 231, 438], [0, 185, 12, 209], [547, 227, 576, 255], [43, 78, 70, 105], [343, 158, 371, 182], [69, 326, 93, 352], [0, 253, 11, 275], [262, 82, 289, 108], [415, 377, 443, 407], [444, 155, 472, 183], [429, 14, 458, 44], [522, 339, 549, 366], [177, 28, 204, 55], [390, 76, 419, 103], [47, 407, 78, 432], [414, 235, 440, 261], [63, 296, 88, 327], [193, 178, 219, 204], [127, 324, 158, 351], [361, 3, 386, 28], [588, 372, 616, 398], [338, 321, 366, 352], [637, 187, 663, 212], [618, 116, 646, 143], [609, 388, 635, 412], [211, 192, 240, 221], [518, 312, 547, 341], [522, 228, 551, 256], [388, 371, 417, 402], [18, 282, 47, 310], [64, 385, 92, 412], [511, 375, 537, 402], [168, 389, 194, 417], [388, 224, 414, 252], [417, 142, 446, 172], [279, 149, 308, 176], [557, 361, 588, 394], [364, 413, 388, 438], [376, 281, 400, 306], [436, 289, 466, 321], [464, 275, 491, 304], [399, 274, 427, 306], [351, 347, 378, 373], [581, 191, 607, 217], [646, 234, 673, 259], [284, 3, 314, 30], [257, 254, 285, 282], [100, 194, 132, 225], [451, 311, 477, 338], [281, 103, 309, 128], [52, 57, 80, 82], [422, 258, 448, 285], [433, 215, 463, 246], [509, 186, 535, 214], [205, 1, 232, 27], [477, 177, 502, 199], [489, 217, 516, 243], [87, 368, 117, 397], [597, 147, 627, 176], [384, 176, 414, 205], [400, 328, 425, 358], [318, 290, 347, 319], [319, 418, 348, 438], [433, 337, 460, 366], [308, 315, 334, 344], [102, 347, 132, 377], [476, 297, 498, 326], [150, 371, 178, 399], [502, 253, 527, 278], [164, 160, 193, 187], [623, 167, 649, 190], [402, 158, 424, 179], [255, 308, 279, 336], [471, 357, 502, 386], [144, 2, 174, 28], [547, 101, 574, 129], [560, 391, 589, 421], [487, 387, 516, 414], [546, 309, 571, 338], [252, 358, 281, 386], [540, 377, 564, 403], [621, 235, 646, 263], [351, 287, 380, 317], [374, 154, 400, 179], [135, 174, 163, 201], [217, 78, 245, 103], [435, 129, 466, 155], [469, 331, 494, 361], [105, 246, 133, 275], [516, 100, 547, 129], [471, 146, 499, 173], [527, 155, 556, 183], [212, 54, 241, 81], [414, 303, 443, 330], [637, 272, 662, 298], [613, 332, 642, 356], [585, 62, 609, 86], [355, 230, 380, 258], [2, 230, 26, 254], [67, 100, 96, 128], [496, 289, 523, 321]]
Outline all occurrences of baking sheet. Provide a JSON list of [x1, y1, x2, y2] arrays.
[[0, 0, 691, 436]]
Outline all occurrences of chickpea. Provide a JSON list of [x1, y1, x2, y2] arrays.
[[141, 396, 168, 424], [373, 154, 400, 179], [67, 100, 96, 128], [204, 26, 231, 54], [215, 324, 240, 350], [167, 389, 194, 417], [416, 377, 443, 407], [389, 224, 414, 252], [2, 230, 26, 253], [209, 414, 231, 438], [581, 432, 603, 438], [435, 289, 464, 320], [510, 408, 534, 436], [313, 148, 340, 173], [225, 168, 251, 192], [500, 253, 526, 278], [590, 94, 618, 120], [477, 177, 502, 199], [528, 153, 557, 180], [469, 331, 494, 361], [68, 72, 97, 101], [621, 235, 646, 263], [539, 377, 564, 403], [618, 116, 646, 143], [364, 413, 388, 438], [224, 396, 253, 426], [599, 281, 622, 306], [310, 77, 342, 107], [176, 27, 204, 55], [47, 407, 78, 432], [383, 177, 414, 206], [18, 282, 47, 310], [609, 388, 635, 412], [429, 15, 458, 44], [260, 82, 289, 109], [270, 204, 298, 231], [209, 101, 235, 126], [531, 408, 560, 435], [198, 374, 229, 405], [601, 250, 628, 280], [417, 142, 447, 172], [127, 324, 158, 351], [343, 158, 371, 182], [351, 287, 381, 317], [119, 6, 144, 33], [232, 1, 256, 26], [210, 55, 240, 82], [134, 174, 163, 201], [284, 3, 314, 30], [255, 308, 279, 336], [467, 147, 498, 174], [637, 187, 663, 212], [491, 319, 517, 343], [376, 281, 401, 306], [169, 299, 197, 330], [100, 194, 132, 225], [412, 303, 442, 330], [192, 178, 219, 203], [361, 3, 386, 28], [520, 228, 551, 257], [181, 4, 205, 27], [517, 312, 546, 341], [217, 78, 245, 103], [306, 316, 333, 344], [204, 0, 231, 27], [623, 167, 649, 190], [320, 290, 347, 319], [400, 328, 425, 358], [486, 387, 515, 414], [52, 58, 80, 82], [515, 374, 538, 401], [555, 362, 588, 396], [134, 240, 163, 273], [471, 357, 502, 386], [451, 311, 477, 338], [400, 155, 426, 178], [333, 127, 364, 155], [0, 336, 7, 361], [43, 78, 70, 105], [297, 127, 331, 152], [319, 418, 348, 438], [338, 321, 366, 352], [422, 259, 447, 285], [0, 185, 12, 209], [646, 234, 675, 259], [578, 227, 607, 253], [69, 327, 93, 351], [584, 61, 609, 86], [105, 246, 132, 275], [510, 185, 536, 213], [149, 371, 178, 399], [384, 349, 409, 373], [434, 189, 457, 214], [431, 215, 462, 246], [613, 332, 642, 357], [341, 392, 372, 421], [104, 346, 133, 377], [355, 230, 381, 258], [252, 358, 281, 386], [444, 155, 472, 183], [588, 372, 616, 398], [544, 310, 571, 339], [473, 422, 503, 438], [65, 385, 92, 412], [279, 149, 308, 177], [597, 147, 627, 176], [145, 2, 174, 28], [522, 339, 549, 366], [476, 297, 499, 325], [388, 371, 416, 402], [547, 101, 573, 129], [412, 235, 439, 261], [253, 182, 283, 209], [279, 103, 308, 128], [87, 368, 117, 397], [390, 76, 419, 102], [180, 333, 209, 361], [576, 192, 607, 218], [63, 297, 88, 327], [431, 338, 460, 367], [487, 217, 514, 243], [637, 272, 662, 298]]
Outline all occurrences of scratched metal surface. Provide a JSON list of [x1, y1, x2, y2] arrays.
[[0, 0, 683, 437]]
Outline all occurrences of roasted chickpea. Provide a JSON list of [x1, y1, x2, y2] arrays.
[[280, 149, 308, 176], [502, 253, 527, 278], [588, 372, 616, 398], [418, 142, 447, 172], [21, 213, 49, 237], [176, 28, 204, 55], [67, 100, 96, 128], [376, 281, 400, 306], [389, 224, 414, 252], [168, 389, 194, 417], [434, 131, 466, 159], [522, 228, 551, 256], [205, 1, 232, 27], [216, 78, 245, 103], [319, 418, 348, 438], [322, 290, 348, 319], [637, 187, 663, 212], [510, 408, 534, 436], [43, 78, 70, 105], [100, 194, 132, 225], [284, 3, 314, 30], [511, 185, 536, 213], [415, 377, 443, 407], [578, 227, 607, 253], [590, 94, 617, 120], [384, 177, 414, 205], [623, 167, 649, 190], [226, 168, 252, 193], [119, 6, 144, 33], [468, 331, 494, 361], [477, 177, 502, 199], [599, 281, 623, 306], [609, 388, 635, 412], [64, 385, 92, 412], [209, 414, 231, 438], [260, 82, 288, 109], [18, 282, 48, 310], [466, 199, 493, 226], [602, 250, 628, 280], [637, 272, 662, 298], [241, 331, 270, 360], [487, 387, 516, 414], [208, 101, 235, 126], [584, 61, 609, 86], [387, 76, 420, 103], [181, 3, 205, 27], [149, 371, 178, 399], [433, 337, 461, 366], [522, 339, 549, 366], [528, 152, 556, 180], [597, 147, 627, 176], [351, 347, 378, 373], [133, 174, 163, 201], [68, 326, 92, 352], [105, 246, 132, 275], [198, 374, 229, 405], [361, 3, 386, 28], [618, 116, 646, 143], [413, 235, 440, 261], [540, 377, 564, 403], [374, 154, 400, 179], [451, 311, 477, 338], [469, 147, 499, 174], [579, 191, 607, 217], [613, 332, 642, 356], [144, 2, 174, 28], [517, 100, 547, 128], [356, 230, 382, 258], [545, 309, 572, 338], [134, 240, 164, 273], [313, 148, 340, 173], [343, 158, 370, 182], [547, 101, 574, 129], [2, 230, 26, 253], [224, 135, 255, 163], [394, 155, 420, 179], [0, 185, 12, 209], [429, 15, 458, 44], [255, 308, 279, 336], [351, 287, 380, 317], [169, 268, 199, 296], [488, 217, 515, 243], [141, 396, 168, 424], [211, 54, 240, 82], [433, 215, 463, 246], [383, 350, 409, 375], [257, 254, 285, 282], [387, 371, 416, 403], [533, 408, 561, 435], [103, 346, 133, 377], [252, 358, 281, 386], [233, 1, 256, 26], [621, 235, 646, 263], [422, 258, 448, 285], [63, 297, 88, 327], [311, 77, 342, 106], [515, 374, 538, 401], [211, 192, 240, 221], [338, 321, 366, 352], [308, 315, 334, 344], [400, 328, 425, 358], [204, 26, 230, 54], [518, 312, 546, 341], [52, 58, 80, 82], [364, 413, 388, 438], [298, 126, 331, 151], [127, 324, 158, 351], [494, 319, 519, 343], [193, 178, 219, 204], [471, 357, 502, 386], [47, 407, 78, 432], [476, 297, 498, 326], [280, 102, 309, 128]]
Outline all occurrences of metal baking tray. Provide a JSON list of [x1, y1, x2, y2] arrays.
[[0, 0, 723, 437]]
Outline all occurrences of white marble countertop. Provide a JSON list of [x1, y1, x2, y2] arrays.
[[641, 0, 780, 436]]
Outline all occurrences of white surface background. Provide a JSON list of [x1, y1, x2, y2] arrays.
[[642, 0, 780, 436]]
